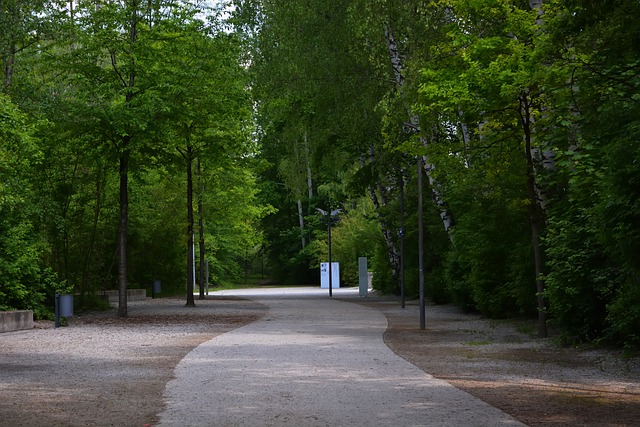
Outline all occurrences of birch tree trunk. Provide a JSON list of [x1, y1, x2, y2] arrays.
[[360, 147, 401, 284], [528, 0, 555, 215], [520, 92, 547, 338], [297, 198, 306, 248], [383, 23, 455, 239], [305, 131, 313, 200]]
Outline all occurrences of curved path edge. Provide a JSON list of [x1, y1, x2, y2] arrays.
[[157, 288, 524, 426]]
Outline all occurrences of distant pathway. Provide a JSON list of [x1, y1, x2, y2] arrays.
[[157, 288, 523, 426]]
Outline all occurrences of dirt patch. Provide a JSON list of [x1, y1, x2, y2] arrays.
[[0, 296, 266, 427], [352, 297, 640, 427]]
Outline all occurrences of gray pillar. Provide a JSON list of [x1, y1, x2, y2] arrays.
[[358, 257, 368, 297]]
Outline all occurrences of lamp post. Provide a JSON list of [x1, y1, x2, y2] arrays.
[[418, 157, 425, 330], [399, 170, 406, 309], [317, 207, 341, 297]]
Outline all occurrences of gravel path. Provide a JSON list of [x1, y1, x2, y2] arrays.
[[5, 287, 636, 426], [157, 288, 523, 426], [0, 296, 265, 427]]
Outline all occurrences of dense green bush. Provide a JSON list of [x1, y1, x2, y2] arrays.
[[0, 95, 58, 319], [330, 207, 381, 287], [545, 215, 622, 343]]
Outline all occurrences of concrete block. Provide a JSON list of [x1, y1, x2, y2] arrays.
[[0, 310, 34, 333]]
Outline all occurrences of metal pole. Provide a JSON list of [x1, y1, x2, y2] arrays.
[[418, 157, 425, 330], [55, 293, 60, 328], [400, 172, 406, 309], [317, 207, 340, 298], [328, 220, 333, 298], [205, 259, 209, 295], [192, 234, 196, 293]]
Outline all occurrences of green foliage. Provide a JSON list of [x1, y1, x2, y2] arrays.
[[1, 2, 269, 314], [0, 95, 38, 308], [1, 0, 639, 350], [441, 180, 536, 317], [539, 0, 640, 347], [0, 94, 63, 318], [308, 199, 381, 287], [545, 213, 622, 343]]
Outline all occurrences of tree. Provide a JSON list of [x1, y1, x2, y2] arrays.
[[0, 94, 52, 316], [57, 0, 216, 315], [149, 6, 252, 304], [235, 0, 413, 289], [0, 0, 64, 92], [542, 0, 640, 345]]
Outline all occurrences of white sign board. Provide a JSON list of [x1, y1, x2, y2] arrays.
[[320, 262, 340, 289]]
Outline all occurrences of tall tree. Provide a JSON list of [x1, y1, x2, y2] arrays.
[[0, 0, 63, 92], [151, 7, 252, 304], [59, 0, 190, 315], [542, 0, 640, 345]]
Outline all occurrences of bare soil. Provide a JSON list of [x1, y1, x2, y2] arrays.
[[353, 297, 640, 427], [0, 296, 267, 427], [1, 293, 639, 426]]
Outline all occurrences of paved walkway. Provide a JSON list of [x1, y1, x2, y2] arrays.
[[157, 288, 523, 426]]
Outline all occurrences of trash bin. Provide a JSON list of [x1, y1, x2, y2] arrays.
[[59, 294, 73, 317], [152, 280, 161, 298]]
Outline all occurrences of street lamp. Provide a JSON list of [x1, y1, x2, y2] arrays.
[[317, 207, 341, 297], [417, 157, 425, 330], [399, 170, 406, 310]]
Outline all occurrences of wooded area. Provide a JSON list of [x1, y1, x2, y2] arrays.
[[1, 0, 639, 348]]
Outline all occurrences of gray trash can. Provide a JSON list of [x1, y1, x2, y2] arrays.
[[59, 294, 73, 317], [153, 280, 161, 294]]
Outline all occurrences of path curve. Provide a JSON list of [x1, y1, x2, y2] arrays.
[[157, 288, 523, 426]]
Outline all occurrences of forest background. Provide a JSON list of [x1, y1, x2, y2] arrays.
[[1, 0, 639, 348]]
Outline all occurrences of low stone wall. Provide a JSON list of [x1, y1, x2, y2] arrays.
[[100, 289, 147, 304], [0, 310, 34, 333]]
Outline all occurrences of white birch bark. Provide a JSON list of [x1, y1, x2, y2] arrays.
[[520, 93, 547, 338], [528, 0, 555, 214], [297, 198, 306, 249], [304, 131, 313, 200], [359, 150, 400, 282], [384, 23, 455, 238]]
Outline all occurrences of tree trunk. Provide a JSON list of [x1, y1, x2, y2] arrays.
[[297, 198, 306, 248], [185, 145, 195, 307], [118, 145, 129, 317], [197, 158, 206, 300], [360, 148, 401, 286], [2, 46, 14, 90], [304, 131, 313, 200], [81, 169, 106, 296], [418, 157, 426, 330], [117, 2, 139, 317], [528, 0, 555, 216], [1, 0, 16, 91], [521, 93, 547, 338], [383, 22, 455, 239]]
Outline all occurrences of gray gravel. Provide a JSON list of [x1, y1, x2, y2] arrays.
[[0, 296, 265, 427], [157, 287, 523, 426]]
